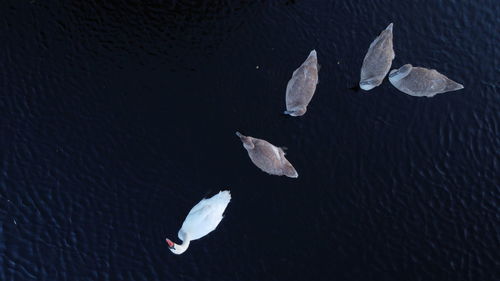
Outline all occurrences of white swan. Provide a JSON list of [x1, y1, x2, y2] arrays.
[[166, 190, 231, 255]]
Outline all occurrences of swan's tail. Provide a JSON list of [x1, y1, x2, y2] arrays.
[[216, 190, 231, 203], [213, 190, 231, 213], [386, 22, 394, 32]]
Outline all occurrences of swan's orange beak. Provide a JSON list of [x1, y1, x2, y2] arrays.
[[166, 238, 175, 249]]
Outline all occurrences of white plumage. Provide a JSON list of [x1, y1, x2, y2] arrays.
[[166, 190, 231, 254]]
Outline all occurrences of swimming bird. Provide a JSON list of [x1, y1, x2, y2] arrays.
[[166, 190, 231, 255], [388, 64, 464, 97], [284, 50, 319, 116], [359, 23, 395, 91], [236, 132, 298, 178]]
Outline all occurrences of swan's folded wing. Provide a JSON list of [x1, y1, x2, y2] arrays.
[[180, 204, 214, 240], [186, 198, 209, 217], [179, 191, 231, 240]]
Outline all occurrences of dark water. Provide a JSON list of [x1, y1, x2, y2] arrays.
[[1, 0, 499, 280]]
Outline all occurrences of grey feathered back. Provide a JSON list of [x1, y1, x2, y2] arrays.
[[389, 65, 464, 97], [236, 132, 298, 178], [359, 23, 395, 90], [285, 50, 319, 116]]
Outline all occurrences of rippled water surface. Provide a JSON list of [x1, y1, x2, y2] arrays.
[[1, 1, 499, 280]]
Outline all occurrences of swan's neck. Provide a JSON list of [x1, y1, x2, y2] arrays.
[[171, 238, 190, 255]]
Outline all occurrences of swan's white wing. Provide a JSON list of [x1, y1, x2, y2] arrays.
[[185, 197, 209, 218], [179, 191, 231, 241], [179, 205, 215, 240]]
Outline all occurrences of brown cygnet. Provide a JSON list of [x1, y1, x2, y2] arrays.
[[284, 50, 319, 116], [389, 64, 464, 97], [359, 23, 395, 91], [236, 132, 298, 178]]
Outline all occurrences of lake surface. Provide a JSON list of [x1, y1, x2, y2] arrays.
[[1, 1, 498, 280]]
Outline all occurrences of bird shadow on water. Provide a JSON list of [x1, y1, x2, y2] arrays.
[[349, 85, 361, 92]]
